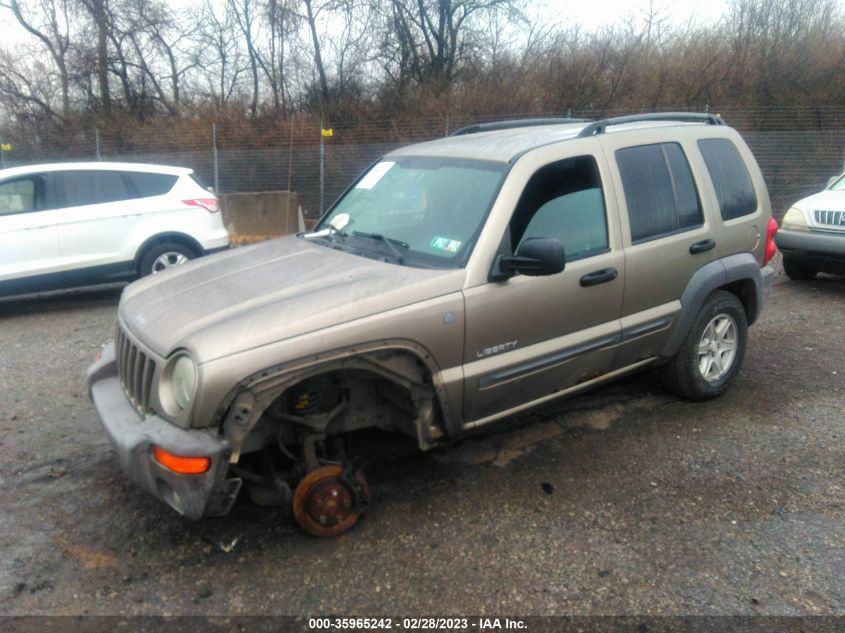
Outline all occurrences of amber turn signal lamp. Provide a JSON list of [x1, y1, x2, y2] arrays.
[[153, 446, 210, 474]]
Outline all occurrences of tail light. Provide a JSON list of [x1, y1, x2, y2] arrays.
[[183, 198, 219, 213], [764, 217, 778, 265]]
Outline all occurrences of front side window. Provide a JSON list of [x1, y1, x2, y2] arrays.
[[315, 156, 508, 268], [616, 142, 703, 243], [510, 156, 609, 262], [698, 138, 758, 221], [61, 171, 133, 207], [0, 177, 41, 215], [830, 174, 845, 190]]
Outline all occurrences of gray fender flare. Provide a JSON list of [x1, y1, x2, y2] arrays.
[[661, 253, 762, 359]]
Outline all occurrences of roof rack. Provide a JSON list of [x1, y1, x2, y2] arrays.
[[577, 112, 722, 138], [450, 118, 592, 137]]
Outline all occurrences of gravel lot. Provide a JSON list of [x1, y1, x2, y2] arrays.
[[1, 261, 844, 618]]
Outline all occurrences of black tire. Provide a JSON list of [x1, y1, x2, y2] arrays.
[[139, 242, 197, 277], [782, 257, 817, 280], [660, 290, 748, 401]]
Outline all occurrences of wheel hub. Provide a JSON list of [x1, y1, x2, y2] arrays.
[[292, 464, 370, 537], [152, 252, 189, 273], [697, 313, 738, 382], [306, 478, 354, 527]]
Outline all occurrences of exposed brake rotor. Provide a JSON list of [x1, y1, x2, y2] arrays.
[[292, 464, 370, 537]]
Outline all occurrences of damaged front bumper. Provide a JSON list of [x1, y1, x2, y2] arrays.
[[87, 342, 241, 519]]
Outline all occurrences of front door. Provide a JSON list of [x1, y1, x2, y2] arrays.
[[462, 152, 625, 424], [0, 174, 62, 294]]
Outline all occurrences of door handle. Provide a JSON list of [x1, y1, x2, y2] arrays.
[[689, 239, 716, 254], [580, 267, 618, 287]]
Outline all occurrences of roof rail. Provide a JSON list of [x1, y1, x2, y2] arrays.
[[576, 112, 723, 138], [450, 118, 592, 137]]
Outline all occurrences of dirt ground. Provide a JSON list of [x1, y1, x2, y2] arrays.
[[1, 259, 844, 619]]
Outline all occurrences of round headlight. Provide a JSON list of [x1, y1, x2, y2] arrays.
[[170, 354, 197, 410]]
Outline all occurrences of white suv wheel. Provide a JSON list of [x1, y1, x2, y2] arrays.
[[152, 252, 190, 273]]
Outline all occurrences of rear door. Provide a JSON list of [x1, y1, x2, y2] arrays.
[[0, 173, 63, 292], [54, 169, 142, 275], [598, 130, 719, 366]]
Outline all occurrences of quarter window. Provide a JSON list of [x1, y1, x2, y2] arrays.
[[616, 143, 703, 243], [61, 171, 133, 207], [511, 156, 609, 262], [124, 172, 178, 197], [697, 138, 758, 220]]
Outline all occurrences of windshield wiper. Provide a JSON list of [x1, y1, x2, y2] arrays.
[[352, 231, 408, 264]]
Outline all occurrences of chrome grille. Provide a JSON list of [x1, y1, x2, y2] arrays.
[[116, 326, 156, 416], [814, 209, 845, 227]]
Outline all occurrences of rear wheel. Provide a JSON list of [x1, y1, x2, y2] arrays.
[[140, 242, 197, 276], [660, 290, 748, 401], [782, 257, 817, 280]]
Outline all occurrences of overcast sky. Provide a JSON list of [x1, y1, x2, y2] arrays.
[[0, 0, 730, 48]]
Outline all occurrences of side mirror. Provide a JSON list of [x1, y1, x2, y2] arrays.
[[491, 237, 566, 280]]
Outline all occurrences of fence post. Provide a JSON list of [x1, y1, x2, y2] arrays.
[[95, 128, 101, 160], [212, 123, 220, 194], [319, 124, 325, 215], [445, 115, 450, 137], [319, 124, 334, 215]]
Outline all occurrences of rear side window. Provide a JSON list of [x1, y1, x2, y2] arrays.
[[0, 176, 41, 215], [511, 155, 609, 262], [697, 138, 758, 220], [616, 143, 703, 243], [61, 171, 133, 207], [124, 172, 178, 197]]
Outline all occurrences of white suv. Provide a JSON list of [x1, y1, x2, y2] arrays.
[[0, 162, 230, 296]]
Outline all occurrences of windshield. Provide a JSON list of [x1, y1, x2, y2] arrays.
[[830, 174, 845, 190], [313, 156, 508, 268]]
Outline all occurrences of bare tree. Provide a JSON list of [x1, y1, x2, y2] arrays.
[[196, 0, 246, 107], [0, 0, 73, 119], [383, 0, 523, 88]]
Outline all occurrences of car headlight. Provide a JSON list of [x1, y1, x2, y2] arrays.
[[161, 353, 198, 414], [781, 207, 809, 231]]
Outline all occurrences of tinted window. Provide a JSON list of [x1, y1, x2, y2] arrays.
[[616, 143, 703, 243], [512, 156, 608, 261], [124, 172, 177, 197], [61, 171, 132, 207], [697, 138, 758, 220], [0, 177, 39, 215]]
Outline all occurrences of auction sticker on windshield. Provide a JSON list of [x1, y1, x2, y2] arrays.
[[430, 236, 462, 253], [356, 162, 395, 189]]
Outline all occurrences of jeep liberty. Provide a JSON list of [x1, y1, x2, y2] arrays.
[[88, 113, 777, 536]]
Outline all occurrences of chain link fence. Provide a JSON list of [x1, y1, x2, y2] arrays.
[[1, 106, 843, 221]]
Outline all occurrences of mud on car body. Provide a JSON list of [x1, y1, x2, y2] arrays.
[[88, 113, 777, 536]]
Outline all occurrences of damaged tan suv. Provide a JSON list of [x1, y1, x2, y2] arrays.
[[88, 113, 777, 536]]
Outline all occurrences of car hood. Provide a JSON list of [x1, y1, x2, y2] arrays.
[[795, 189, 845, 212], [120, 236, 465, 362]]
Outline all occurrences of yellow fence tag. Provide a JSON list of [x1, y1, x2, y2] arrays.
[[0, 143, 11, 151], [321, 128, 333, 138]]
